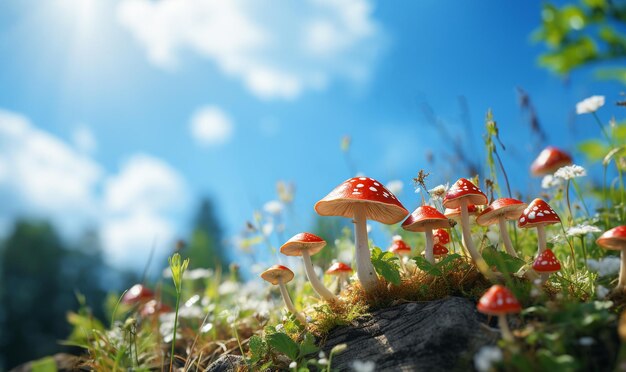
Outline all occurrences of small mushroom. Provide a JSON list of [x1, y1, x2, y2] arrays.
[[325, 262, 353, 294], [122, 284, 155, 305], [433, 228, 450, 245], [443, 179, 489, 269], [280, 232, 336, 301], [315, 177, 409, 293], [530, 146, 573, 176], [432, 243, 449, 261], [518, 198, 560, 259], [532, 248, 561, 285], [477, 285, 521, 342], [476, 198, 527, 258], [402, 205, 449, 264], [260, 265, 306, 324], [596, 226, 626, 292]]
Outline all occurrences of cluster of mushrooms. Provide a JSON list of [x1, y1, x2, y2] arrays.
[[260, 159, 626, 341]]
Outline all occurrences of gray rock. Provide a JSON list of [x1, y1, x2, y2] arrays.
[[321, 296, 498, 371], [205, 354, 245, 372]]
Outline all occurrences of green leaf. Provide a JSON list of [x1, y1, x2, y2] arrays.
[[266, 332, 299, 361], [482, 246, 525, 274], [248, 335, 267, 362], [434, 253, 464, 272], [412, 256, 442, 276], [371, 247, 401, 285], [577, 139, 608, 162], [298, 333, 319, 357], [31, 357, 57, 372]]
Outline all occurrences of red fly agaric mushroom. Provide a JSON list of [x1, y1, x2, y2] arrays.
[[388, 235, 412, 272], [140, 299, 172, 318], [326, 262, 353, 293], [402, 205, 449, 264], [532, 248, 561, 284], [518, 198, 560, 258], [476, 198, 527, 258], [443, 178, 490, 270], [530, 146, 573, 176], [261, 265, 306, 324], [433, 228, 450, 245], [477, 285, 521, 342], [444, 204, 478, 221], [432, 243, 449, 260], [122, 284, 155, 305], [280, 232, 336, 301], [315, 177, 409, 293], [596, 226, 626, 291]]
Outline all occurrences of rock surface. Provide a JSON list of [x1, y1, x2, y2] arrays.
[[205, 354, 245, 372], [320, 296, 498, 371]]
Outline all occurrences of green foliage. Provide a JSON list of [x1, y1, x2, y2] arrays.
[[30, 356, 57, 372], [481, 246, 526, 274], [371, 247, 401, 285], [413, 253, 464, 277], [185, 198, 229, 270], [168, 253, 189, 294], [250, 327, 321, 370]]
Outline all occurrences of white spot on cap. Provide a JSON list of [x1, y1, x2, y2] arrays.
[[352, 192, 361, 195], [357, 184, 364, 188], [374, 182, 380, 186], [520, 217, 526, 223], [359, 177, 367, 180], [369, 187, 378, 192], [529, 212, 536, 220], [537, 213, 544, 217]]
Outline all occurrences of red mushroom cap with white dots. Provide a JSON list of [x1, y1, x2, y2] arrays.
[[315, 177, 409, 224], [596, 226, 626, 251], [260, 265, 294, 285], [433, 243, 449, 258], [326, 262, 353, 275], [530, 146, 573, 176], [433, 229, 450, 245], [477, 285, 521, 316], [388, 237, 412, 255], [444, 204, 478, 220], [442, 178, 488, 209], [532, 248, 561, 274], [518, 198, 560, 228], [402, 205, 449, 232], [476, 198, 528, 226], [280, 232, 326, 256]]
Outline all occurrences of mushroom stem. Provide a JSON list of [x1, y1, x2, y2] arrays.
[[536, 225, 547, 255], [498, 314, 514, 342], [278, 278, 306, 324], [619, 249, 626, 291], [302, 251, 337, 301], [459, 200, 494, 280], [424, 229, 435, 264], [498, 217, 519, 258], [353, 204, 380, 292], [540, 273, 549, 285]]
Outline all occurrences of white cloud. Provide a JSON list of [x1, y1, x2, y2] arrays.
[[72, 125, 98, 154], [190, 105, 234, 146], [117, 0, 383, 100], [0, 109, 188, 270]]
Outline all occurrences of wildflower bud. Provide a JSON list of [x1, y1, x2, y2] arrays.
[[331, 343, 348, 354]]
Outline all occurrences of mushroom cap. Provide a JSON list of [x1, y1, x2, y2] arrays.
[[596, 226, 626, 250], [260, 264, 294, 285], [122, 284, 155, 305], [532, 248, 561, 274], [433, 243, 449, 257], [530, 146, 573, 176], [402, 205, 449, 232], [444, 204, 478, 220], [326, 262, 353, 275], [140, 299, 172, 317], [477, 285, 521, 316], [388, 238, 412, 255], [476, 198, 528, 226], [433, 228, 450, 245], [442, 178, 488, 209], [518, 198, 560, 228], [280, 232, 326, 256], [314, 177, 409, 224]]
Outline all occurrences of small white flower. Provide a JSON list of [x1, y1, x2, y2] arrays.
[[578, 337, 595, 346], [576, 95, 605, 114], [289, 361, 297, 369], [596, 285, 610, 299], [183, 268, 213, 280], [474, 346, 503, 372], [318, 358, 328, 365], [319, 351, 326, 359], [262, 222, 274, 236], [275, 324, 284, 332], [549, 233, 565, 244], [263, 200, 284, 215], [428, 183, 449, 200], [392, 235, 402, 241], [541, 175, 563, 189], [554, 164, 587, 180], [386, 180, 404, 196], [218, 281, 240, 295], [486, 226, 500, 246], [566, 224, 601, 237], [588, 257, 621, 277], [352, 360, 376, 372]]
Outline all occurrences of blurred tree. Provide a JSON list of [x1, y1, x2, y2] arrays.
[[184, 198, 228, 270], [534, 0, 626, 84]]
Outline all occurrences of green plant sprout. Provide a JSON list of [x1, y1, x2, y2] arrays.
[[167, 253, 189, 372]]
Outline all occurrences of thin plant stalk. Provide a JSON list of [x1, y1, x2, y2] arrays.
[[170, 294, 181, 372], [565, 180, 573, 225], [579, 236, 589, 270], [571, 179, 590, 218], [593, 112, 613, 145]]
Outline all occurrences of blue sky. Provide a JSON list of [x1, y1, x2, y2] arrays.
[[0, 0, 623, 271]]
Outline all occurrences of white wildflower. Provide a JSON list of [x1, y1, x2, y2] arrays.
[[352, 360, 376, 372], [486, 226, 500, 246], [474, 345, 503, 372], [319, 351, 326, 359], [263, 200, 284, 215], [318, 358, 328, 365], [554, 164, 587, 180], [578, 337, 595, 346], [549, 233, 565, 244], [200, 323, 213, 333], [184, 294, 200, 307], [218, 281, 240, 295], [275, 324, 284, 332], [596, 285, 610, 299], [588, 257, 621, 277], [576, 95, 605, 114], [392, 235, 402, 241], [183, 268, 212, 280], [289, 361, 297, 369], [386, 180, 404, 196], [566, 224, 601, 237], [541, 174, 563, 189], [428, 183, 449, 200], [262, 222, 274, 236]]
